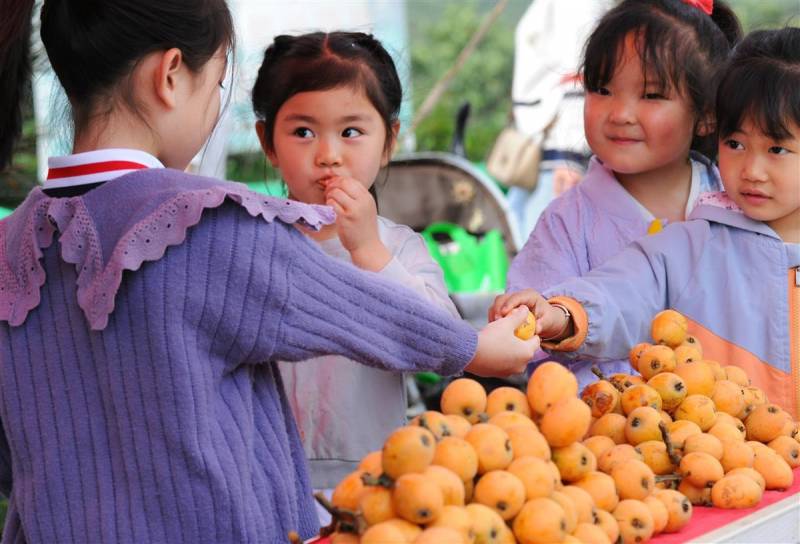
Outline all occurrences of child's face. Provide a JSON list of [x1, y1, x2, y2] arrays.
[[718, 119, 800, 241], [263, 85, 393, 206], [584, 34, 697, 181]]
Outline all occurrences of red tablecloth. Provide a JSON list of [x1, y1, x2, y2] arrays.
[[308, 468, 800, 544], [651, 466, 800, 543]]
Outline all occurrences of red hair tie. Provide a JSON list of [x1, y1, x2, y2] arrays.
[[682, 0, 713, 15]]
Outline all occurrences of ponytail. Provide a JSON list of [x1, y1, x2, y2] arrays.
[[0, 0, 35, 171]]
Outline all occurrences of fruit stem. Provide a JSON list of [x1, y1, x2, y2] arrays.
[[654, 474, 683, 482], [591, 366, 626, 393], [313, 492, 366, 536], [361, 472, 394, 488], [659, 421, 683, 465]]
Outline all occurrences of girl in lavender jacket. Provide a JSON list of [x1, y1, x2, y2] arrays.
[[506, 0, 740, 386], [0, 2, 539, 543], [493, 27, 800, 419]]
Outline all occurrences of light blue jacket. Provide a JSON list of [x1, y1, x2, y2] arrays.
[[509, 152, 722, 386], [543, 193, 800, 416]]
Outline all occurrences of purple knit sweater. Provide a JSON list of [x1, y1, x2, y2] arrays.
[[0, 170, 477, 543]]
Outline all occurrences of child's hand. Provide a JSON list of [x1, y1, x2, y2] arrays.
[[466, 306, 540, 377], [489, 289, 572, 342], [323, 176, 391, 271]]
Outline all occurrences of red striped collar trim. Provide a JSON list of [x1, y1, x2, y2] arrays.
[[45, 149, 164, 189]]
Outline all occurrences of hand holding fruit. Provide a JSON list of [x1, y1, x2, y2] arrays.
[[490, 289, 572, 341], [466, 306, 540, 378], [323, 176, 391, 271]]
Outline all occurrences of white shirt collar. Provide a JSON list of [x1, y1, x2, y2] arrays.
[[46, 148, 164, 189]]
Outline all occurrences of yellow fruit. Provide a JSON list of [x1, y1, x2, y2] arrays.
[[644, 495, 669, 534], [465, 424, 513, 474], [674, 395, 717, 431], [609, 373, 645, 391], [753, 450, 794, 490], [629, 342, 653, 373], [552, 442, 597, 482], [382, 426, 436, 479], [466, 502, 506, 544], [711, 380, 746, 417], [486, 386, 532, 418], [583, 435, 616, 461], [652, 489, 692, 533], [726, 467, 766, 492], [581, 380, 622, 418], [527, 361, 578, 415], [507, 456, 556, 500], [708, 421, 745, 443], [381, 519, 422, 542], [488, 410, 536, 432], [512, 497, 568, 544], [719, 439, 755, 472], [646, 372, 687, 412], [359, 485, 396, 526], [613, 499, 655, 544], [445, 415, 472, 439], [624, 406, 663, 445], [620, 384, 663, 415], [638, 345, 677, 380], [723, 365, 750, 386], [611, 459, 655, 501], [598, 444, 643, 474], [745, 403, 790, 443], [514, 310, 537, 340], [650, 309, 688, 347], [473, 470, 526, 521], [673, 344, 703, 366], [507, 424, 550, 460], [666, 419, 702, 449], [634, 440, 675, 475], [331, 470, 365, 510], [593, 509, 620, 543], [392, 473, 444, 524], [678, 479, 712, 506], [574, 471, 619, 512], [561, 485, 597, 524], [360, 522, 407, 544], [673, 360, 716, 397], [711, 474, 763, 509], [573, 522, 612, 544], [540, 396, 592, 447], [441, 378, 487, 423], [415, 410, 454, 440], [424, 465, 466, 506], [432, 436, 479, 482], [589, 413, 627, 444], [358, 451, 383, 477], [550, 490, 579, 533], [679, 451, 724, 488], [414, 526, 466, 544], [683, 433, 724, 460], [429, 505, 472, 542], [768, 435, 800, 468]]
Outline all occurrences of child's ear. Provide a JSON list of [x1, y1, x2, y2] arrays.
[[696, 113, 716, 137], [154, 48, 184, 109], [381, 120, 401, 166], [255, 121, 279, 167]]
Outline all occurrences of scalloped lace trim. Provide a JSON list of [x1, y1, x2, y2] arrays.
[[0, 184, 335, 330]]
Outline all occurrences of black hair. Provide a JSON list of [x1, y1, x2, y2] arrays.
[[0, 0, 235, 170], [251, 31, 402, 153], [582, 0, 742, 158], [717, 27, 800, 141], [0, 0, 34, 170]]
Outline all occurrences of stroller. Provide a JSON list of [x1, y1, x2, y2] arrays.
[[377, 104, 526, 414]]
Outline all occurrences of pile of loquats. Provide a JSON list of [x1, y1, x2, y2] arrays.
[[318, 310, 799, 544]]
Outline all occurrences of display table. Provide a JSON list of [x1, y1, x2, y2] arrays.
[[307, 468, 800, 544], [654, 467, 800, 544]]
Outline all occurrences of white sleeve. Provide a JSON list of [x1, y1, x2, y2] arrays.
[[376, 222, 460, 319]]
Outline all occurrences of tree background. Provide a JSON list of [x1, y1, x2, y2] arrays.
[[2, 0, 798, 207]]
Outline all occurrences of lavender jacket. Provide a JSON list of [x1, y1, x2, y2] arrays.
[[508, 152, 722, 386], [0, 170, 477, 543]]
